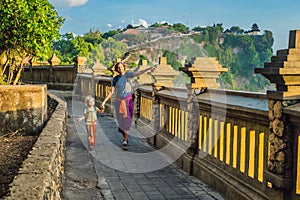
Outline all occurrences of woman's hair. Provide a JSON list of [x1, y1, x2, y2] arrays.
[[85, 95, 95, 107], [114, 62, 127, 72]]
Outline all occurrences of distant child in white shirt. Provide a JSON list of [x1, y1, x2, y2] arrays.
[[77, 95, 103, 147]]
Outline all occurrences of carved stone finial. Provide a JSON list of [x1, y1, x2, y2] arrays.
[[73, 56, 86, 66], [255, 30, 300, 100], [151, 57, 179, 87], [180, 57, 227, 89], [49, 54, 60, 66], [91, 59, 107, 76]]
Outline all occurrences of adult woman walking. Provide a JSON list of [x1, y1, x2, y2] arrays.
[[101, 62, 155, 150]]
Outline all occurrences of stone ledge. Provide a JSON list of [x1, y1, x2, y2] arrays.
[[264, 170, 293, 189], [4, 92, 68, 200]]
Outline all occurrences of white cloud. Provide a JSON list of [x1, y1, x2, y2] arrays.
[[138, 19, 149, 28], [121, 20, 125, 24], [131, 18, 149, 28], [49, 0, 88, 7], [107, 24, 112, 28]]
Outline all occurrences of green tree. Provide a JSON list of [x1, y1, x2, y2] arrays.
[[149, 23, 162, 28], [163, 50, 183, 71], [88, 44, 105, 64], [189, 34, 204, 43], [138, 54, 154, 66], [53, 33, 76, 64], [192, 26, 206, 32], [101, 37, 128, 65], [53, 33, 95, 64], [103, 30, 120, 39], [170, 23, 189, 33], [202, 29, 209, 42], [206, 24, 223, 44], [0, 0, 64, 84], [254, 30, 273, 62], [230, 26, 244, 34], [83, 29, 104, 45], [72, 36, 93, 57]]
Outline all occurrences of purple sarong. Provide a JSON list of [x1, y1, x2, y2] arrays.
[[115, 94, 133, 132]]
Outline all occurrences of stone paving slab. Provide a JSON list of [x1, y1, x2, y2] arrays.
[[62, 99, 225, 200]]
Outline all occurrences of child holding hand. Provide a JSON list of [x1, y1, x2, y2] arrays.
[[77, 95, 103, 147]]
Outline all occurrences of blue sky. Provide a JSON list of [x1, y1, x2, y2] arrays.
[[49, 0, 300, 53]]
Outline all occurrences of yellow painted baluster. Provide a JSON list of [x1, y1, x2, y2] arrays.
[[166, 106, 169, 133], [172, 107, 176, 136], [148, 99, 151, 120], [175, 108, 178, 138], [214, 119, 218, 158], [240, 127, 246, 173], [208, 118, 213, 155], [177, 109, 181, 140], [171, 107, 175, 135], [169, 107, 171, 134], [145, 98, 148, 119], [180, 110, 184, 141], [185, 111, 188, 141], [140, 97, 144, 118], [198, 115, 203, 150], [145, 99, 148, 120], [233, 125, 238, 168], [258, 132, 264, 182], [248, 130, 255, 178], [149, 99, 152, 121], [203, 117, 207, 152], [219, 122, 225, 161], [226, 123, 231, 165]]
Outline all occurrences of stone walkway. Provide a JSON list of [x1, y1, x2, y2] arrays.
[[62, 98, 225, 200]]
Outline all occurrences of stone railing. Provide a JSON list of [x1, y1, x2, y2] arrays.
[[76, 73, 300, 200], [73, 30, 300, 200], [22, 65, 77, 90], [4, 92, 68, 200], [135, 85, 271, 200], [20, 55, 89, 91]]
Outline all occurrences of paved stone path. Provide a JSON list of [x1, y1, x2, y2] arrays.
[[62, 98, 225, 200]]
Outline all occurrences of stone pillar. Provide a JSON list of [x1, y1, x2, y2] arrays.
[[180, 57, 228, 154], [134, 88, 141, 122], [255, 30, 300, 199], [151, 83, 165, 145], [73, 56, 86, 73], [185, 84, 200, 155], [73, 56, 89, 96], [151, 57, 179, 87]]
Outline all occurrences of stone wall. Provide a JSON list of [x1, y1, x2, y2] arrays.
[[0, 85, 47, 136], [4, 92, 68, 200]]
